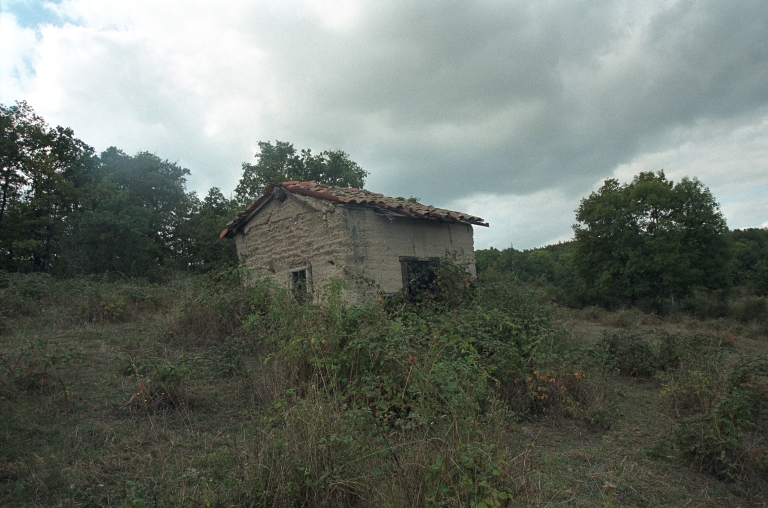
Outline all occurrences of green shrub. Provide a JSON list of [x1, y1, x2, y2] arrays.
[[662, 367, 724, 415], [681, 291, 730, 320], [729, 296, 768, 325], [231, 269, 608, 432], [166, 270, 258, 343], [0, 272, 169, 326], [752, 260, 768, 297], [673, 360, 768, 483], [424, 442, 514, 507], [123, 353, 201, 410], [0, 272, 55, 316], [597, 330, 686, 378], [0, 338, 79, 399]]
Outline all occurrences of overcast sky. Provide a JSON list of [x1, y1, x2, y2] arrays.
[[2, 0, 767, 249]]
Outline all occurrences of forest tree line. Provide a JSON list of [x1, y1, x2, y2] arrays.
[[478, 226, 768, 313], [2, 101, 766, 310], [477, 169, 767, 313], [0, 102, 365, 279]]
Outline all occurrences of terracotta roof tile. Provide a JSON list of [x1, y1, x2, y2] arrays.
[[220, 181, 488, 238]]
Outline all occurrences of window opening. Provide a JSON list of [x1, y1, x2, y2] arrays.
[[400, 257, 439, 300], [289, 264, 312, 302]]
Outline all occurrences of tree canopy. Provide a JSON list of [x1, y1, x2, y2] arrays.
[[0, 102, 237, 277], [234, 140, 368, 205], [730, 227, 768, 296], [2, 104, 375, 278], [1, 101, 98, 273], [572, 171, 731, 312]]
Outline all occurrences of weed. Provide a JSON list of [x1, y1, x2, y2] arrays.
[[122, 353, 200, 410], [596, 330, 694, 378], [167, 270, 261, 343], [673, 360, 768, 484], [1, 272, 763, 506], [0, 338, 79, 399]]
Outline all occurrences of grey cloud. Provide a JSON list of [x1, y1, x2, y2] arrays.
[[240, 1, 768, 206], [8, 1, 767, 248]]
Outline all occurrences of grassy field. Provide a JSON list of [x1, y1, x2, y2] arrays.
[[1, 272, 766, 507]]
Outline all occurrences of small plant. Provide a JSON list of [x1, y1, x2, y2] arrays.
[[167, 270, 259, 343], [73, 278, 166, 324], [0, 338, 77, 399], [424, 443, 514, 507], [0, 272, 55, 317], [123, 354, 199, 410]]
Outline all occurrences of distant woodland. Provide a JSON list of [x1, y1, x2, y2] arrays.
[[2, 101, 767, 312]]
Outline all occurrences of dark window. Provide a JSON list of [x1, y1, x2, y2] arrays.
[[289, 265, 312, 301], [400, 257, 439, 299]]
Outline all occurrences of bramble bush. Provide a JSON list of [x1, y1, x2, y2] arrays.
[[166, 269, 258, 343], [672, 360, 768, 483], [122, 353, 201, 410], [156, 257, 607, 504]]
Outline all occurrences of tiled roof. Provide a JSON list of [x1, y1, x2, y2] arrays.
[[220, 181, 489, 238]]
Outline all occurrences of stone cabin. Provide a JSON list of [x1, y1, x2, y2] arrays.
[[219, 181, 489, 303]]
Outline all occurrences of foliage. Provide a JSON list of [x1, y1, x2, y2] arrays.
[[234, 140, 368, 205], [596, 330, 725, 381], [597, 330, 685, 378], [63, 147, 192, 278], [123, 353, 200, 410], [573, 171, 731, 313], [0, 337, 79, 398], [672, 360, 768, 483], [0, 271, 166, 327], [3, 273, 766, 505], [0, 101, 98, 273], [423, 442, 515, 507], [730, 228, 768, 292], [166, 269, 256, 343], [175, 187, 239, 272], [476, 243, 589, 309], [476, 228, 766, 315], [0, 271, 56, 317], [1, 102, 240, 278]]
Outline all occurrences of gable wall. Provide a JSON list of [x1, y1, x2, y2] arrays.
[[234, 193, 352, 297]]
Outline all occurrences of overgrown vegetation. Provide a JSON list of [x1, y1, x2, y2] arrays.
[[477, 227, 768, 328], [3, 101, 767, 505], [2, 265, 766, 506]]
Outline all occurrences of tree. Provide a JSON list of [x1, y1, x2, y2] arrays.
[[65, 148, 191, 278], [730, 228, 768, 293], [1, 101, 97, 272], [234, 140, 368, 205], [573, 171, 730, 313], [174, 187, 239, 271]]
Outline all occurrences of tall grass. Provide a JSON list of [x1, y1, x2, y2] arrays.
[[2, 265, 765, 505]]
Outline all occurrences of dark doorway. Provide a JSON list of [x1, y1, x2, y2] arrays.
[[400, 257, 439, 299]]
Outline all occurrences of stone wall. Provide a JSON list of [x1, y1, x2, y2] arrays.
[[234, 193, 477, 303], [339, 206, 476, 301], [234, 193, 350, 297]]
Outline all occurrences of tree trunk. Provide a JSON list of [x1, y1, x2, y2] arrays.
[[658, 276, 666, 316], [0, 173, 10, 234]]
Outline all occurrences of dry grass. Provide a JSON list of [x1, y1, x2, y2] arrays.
[[1, 276, 767, 506]]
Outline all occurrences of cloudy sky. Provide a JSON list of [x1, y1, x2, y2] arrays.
[[2, 0, 767, 249]]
